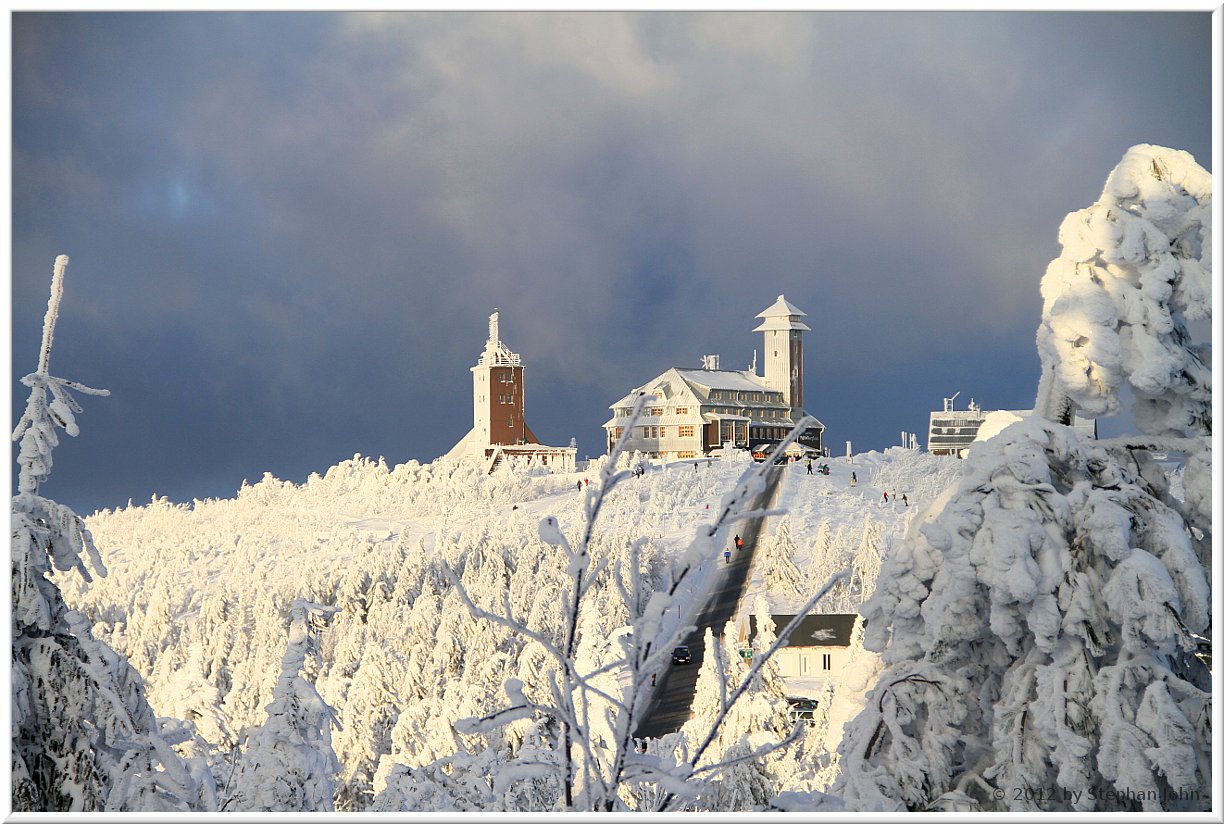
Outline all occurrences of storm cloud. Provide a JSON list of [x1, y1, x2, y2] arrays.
[[10, 11, 1213, 514]]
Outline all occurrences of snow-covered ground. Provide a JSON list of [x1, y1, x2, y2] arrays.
[[746, 448, 963, 616], [60, 445, 959, 809]]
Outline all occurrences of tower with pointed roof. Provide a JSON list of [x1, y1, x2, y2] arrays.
[[753, 294, 810, 423]]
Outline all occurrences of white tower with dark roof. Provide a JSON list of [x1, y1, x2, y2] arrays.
[[753, 294, 810, 422]]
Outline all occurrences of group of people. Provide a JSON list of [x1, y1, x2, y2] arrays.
[[723, 533, 744, 563], [799, 461, 908, 505], [805, 457, 830, 475]]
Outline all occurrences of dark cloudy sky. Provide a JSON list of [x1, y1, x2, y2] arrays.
[[9, 11, 1214, 515]]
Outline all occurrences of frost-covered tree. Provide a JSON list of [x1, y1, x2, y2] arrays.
[[757, 518, 806, 602], [332, 643, 402, 810], [837, 145, 1211, 813], [224, 599, 342, 812], [681, 626, 780, 776], [152, 642, 234, 750], [11, 255, 205, 812], [673, 601, 817, 811], [1035, 143, 1211, 436]]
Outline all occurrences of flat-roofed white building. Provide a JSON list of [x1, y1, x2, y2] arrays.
[[603, 296, 823, 458], [928, 394, 1096, 457]]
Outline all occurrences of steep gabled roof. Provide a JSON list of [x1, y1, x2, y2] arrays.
[[606, 368, 702, 412]]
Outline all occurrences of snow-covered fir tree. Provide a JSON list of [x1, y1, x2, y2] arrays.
[[11, 255, 206, 812], [1035, 143, 1211, 436], [224, 598, 342, 812], [673, 600, 827, 811], [756, 518, 806, 602], [837, 144, 1212, 813]]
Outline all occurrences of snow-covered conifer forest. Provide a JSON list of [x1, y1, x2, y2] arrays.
[[12, 144, 1212, 813]]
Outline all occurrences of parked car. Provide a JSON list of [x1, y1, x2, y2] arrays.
[[671, 645, 692, 664], [786, 696, 819, 724]]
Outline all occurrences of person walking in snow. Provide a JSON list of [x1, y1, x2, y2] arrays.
[[902, 493, 909, 507], [883, 491, 889, 503], [724, 547, 732, 564], [806, 457, 813, 474], [577, 481, 582, 492], [735, 534, 744, 551], [851, 471, 857, 487]]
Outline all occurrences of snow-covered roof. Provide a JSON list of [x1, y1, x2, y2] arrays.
[[753, 294, 811, 332], [750, 613, 858, 648], [607, 367, 773, 412], [443, 426, 485, 462], [674, 368, 771, 394]]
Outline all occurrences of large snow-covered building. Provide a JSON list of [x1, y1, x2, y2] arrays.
[[446, 311, 576, 473], [603, 295, 824, 458]]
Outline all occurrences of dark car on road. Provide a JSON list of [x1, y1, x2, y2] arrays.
[[671, 645, 692, 664]]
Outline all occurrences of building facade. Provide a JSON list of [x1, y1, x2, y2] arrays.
[[744, 612, 859, 696], [603, 295, 823, 459], [927, 394, 1097, 457], [446, 311, 576, 472]]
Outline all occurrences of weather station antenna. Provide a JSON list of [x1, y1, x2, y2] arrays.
[[943, 391, 960, 413]]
